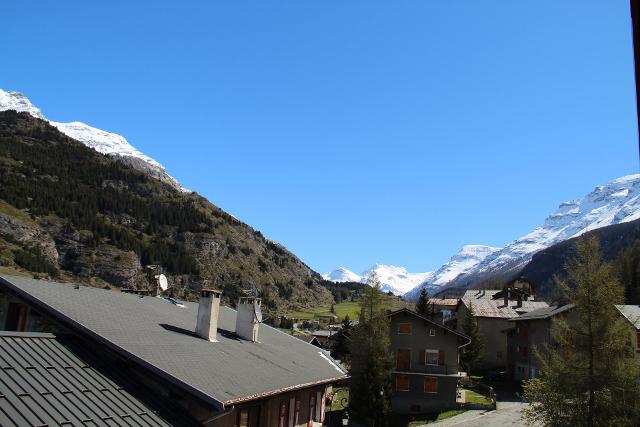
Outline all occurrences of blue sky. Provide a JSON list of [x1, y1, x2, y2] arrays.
[[3, 1, 637, 274]]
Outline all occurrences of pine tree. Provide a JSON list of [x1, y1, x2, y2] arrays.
[[331, 315, 353, 363], [523, 237, 640, 427], [460, 302, 483, 375], [415, 287, 430, 316], [349, 272, 393, 425]]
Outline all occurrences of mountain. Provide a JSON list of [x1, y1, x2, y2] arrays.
[[323, 264, 431, 295], [0, 109, 333, 312], [519, 217, 640, 299], [404, 245, 499, 300], [407, 174, 640, 298], [0, 89, 184, 191], [323, 267, 361, 283]]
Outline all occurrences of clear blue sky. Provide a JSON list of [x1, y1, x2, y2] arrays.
[[3, 1, 637, 274]]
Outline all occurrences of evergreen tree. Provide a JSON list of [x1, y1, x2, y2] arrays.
[[523, 237, 640, 427], [615, 240, 640, 305], [415, 287, 430, 316], [349, 272, 392, 425], [331, 315, 353, 363], [460, 302, 483, 375]]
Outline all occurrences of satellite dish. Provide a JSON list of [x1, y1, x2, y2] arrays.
[[155, 274, 169, 291]]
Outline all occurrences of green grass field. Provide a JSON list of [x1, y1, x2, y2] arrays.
[[288, 294, 410, 322], [406, 409, 467, 426], [327, 387, 349, 412], [464, 389, 493, 405]]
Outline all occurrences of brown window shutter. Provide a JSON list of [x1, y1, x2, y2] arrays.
[[438, 350, 445, 366], [420, 349, 426, 365]]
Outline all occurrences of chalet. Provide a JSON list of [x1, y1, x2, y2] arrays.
[[388, 308, 470, 414], [505, 304, 575, 381], [0, 275, 348, 427], [427, 298, 458, 323], [456, 289, 548, 369], [616, 305, 640, 355], [310, 330, 335, 349], [295, 334, 322, 348]]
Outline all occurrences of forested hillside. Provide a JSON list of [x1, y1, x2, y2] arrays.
[[0, 111, 333, 312], [519, 218, 640, 302]]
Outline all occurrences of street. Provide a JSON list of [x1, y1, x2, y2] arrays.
[[429, 401, 529, 426]]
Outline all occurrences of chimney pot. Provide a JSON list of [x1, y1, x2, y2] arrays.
[[236, 296, 262, 342], [196, 289, 222, 342]]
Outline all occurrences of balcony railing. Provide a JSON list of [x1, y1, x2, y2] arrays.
[[394, 363, 459, 375]]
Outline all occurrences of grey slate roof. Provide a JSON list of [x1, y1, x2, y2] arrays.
[[0, 275, 348, 409], [388, 308, 471, 344], [0, 331, 192, 427], [509, 304, 575, 321], [460, 290, 549, 319], [616, 305, 640, 329]]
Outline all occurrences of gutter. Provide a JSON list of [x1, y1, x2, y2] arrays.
[[223, 375, 349, 406]]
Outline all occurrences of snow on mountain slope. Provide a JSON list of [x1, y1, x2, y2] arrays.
[[364, 264, 433, 295], [407, 174, 640, 299], [323, 267, 362, 283], [474, 174, 640, 275], [0, 89, 186, 192], [405, 245, 499, 300], [324, 264, 432, 295]]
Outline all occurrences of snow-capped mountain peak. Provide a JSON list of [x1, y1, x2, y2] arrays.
[[0, 90, 45, 119], [404, 245, 499, 300], [323, 267, 362, 283], [363, 264, 433, 295], [0, 89, 187, 192], [323, 264, 432, 296], [405, 173, 640, 299]]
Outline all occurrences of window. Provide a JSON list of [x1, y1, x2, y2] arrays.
[[396, 349, 411, 370], [429, 329, 435, 336], [424, 377, 438, 394], [522, 346, 528, 357], [398, 323, 412, 334], [239, 407, 260, 427], [5, 303, 28, 332], [238, 409, 249, 427], [636, 331, 640, 352], [497, 351, 503, 360], [409, 404, 421, 412], [309, 393, 317, 422], [293, 397, 301, 426], [396, 374, 410, 391], [279, 401, 289, 427], [425, 349, 439, 366]]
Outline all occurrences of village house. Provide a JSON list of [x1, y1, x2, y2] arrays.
[[388, 308, 470, 414], [456, 288, 549, 370], [0, 275, 348, 427], [616, 305, 640, 356], [505, 304, 575, 381], [427, 298, 459, 323]]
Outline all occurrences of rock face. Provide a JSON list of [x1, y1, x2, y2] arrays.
[[0, 209, 58, 265]]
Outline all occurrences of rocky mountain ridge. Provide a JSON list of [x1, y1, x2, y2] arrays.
[[0, 89, 185, 191]]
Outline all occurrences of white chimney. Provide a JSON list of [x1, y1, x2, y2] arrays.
[[196, 289, 221, 342], [236, 296, 262, 342]]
